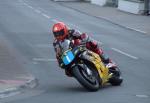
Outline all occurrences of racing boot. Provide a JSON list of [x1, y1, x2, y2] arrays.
[[100, 53, 119, 76]]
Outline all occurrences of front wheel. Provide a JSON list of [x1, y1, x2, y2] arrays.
[[72, 64, 101, 91]]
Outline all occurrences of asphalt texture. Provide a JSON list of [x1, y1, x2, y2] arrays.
[[0, 0, 150, 103], [0, 17, 36, 99]]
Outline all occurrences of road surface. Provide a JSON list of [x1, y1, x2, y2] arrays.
[[0, 0, 150, 103]]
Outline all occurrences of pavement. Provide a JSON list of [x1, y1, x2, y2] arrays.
[[0, 35, 37, 99], [58, 1, 150, 35]]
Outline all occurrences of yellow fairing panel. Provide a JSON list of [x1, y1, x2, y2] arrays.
[[87, 51, 110, 85]]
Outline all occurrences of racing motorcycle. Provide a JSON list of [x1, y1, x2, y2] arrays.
[[59, 39, 123, 91]]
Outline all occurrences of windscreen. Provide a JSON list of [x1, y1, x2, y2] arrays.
[[60, 39, 71, 52]]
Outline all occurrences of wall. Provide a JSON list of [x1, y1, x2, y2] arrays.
[[91, 0, 107, 6], [118, 0, 144, 14]]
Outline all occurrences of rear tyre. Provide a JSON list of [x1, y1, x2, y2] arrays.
[[109, 67, 123, 86], [109, 76, 123, 86], [72, 64, 101, 91]]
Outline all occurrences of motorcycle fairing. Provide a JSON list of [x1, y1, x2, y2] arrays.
[[80, 50, 111, 84], [61, 50, 75, 65]]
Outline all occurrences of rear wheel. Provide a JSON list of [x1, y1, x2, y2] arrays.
[[109, 67, 123, 86], [72, 64, 101, 91], [109, 76, 123, 86]]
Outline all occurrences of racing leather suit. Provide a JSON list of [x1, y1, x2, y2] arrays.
[[53, 29, 110, 68]]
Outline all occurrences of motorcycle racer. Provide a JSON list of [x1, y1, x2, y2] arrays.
[[52, 22, 116, 76]]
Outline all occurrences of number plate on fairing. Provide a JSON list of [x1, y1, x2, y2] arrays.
[[62, 50, 75, 65]]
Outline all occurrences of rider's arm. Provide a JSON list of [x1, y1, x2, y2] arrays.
[[68, 29, 82, 39], [69, 29, 93, 44], [68, 29, 103, 54], [53, 41, 65, 68]]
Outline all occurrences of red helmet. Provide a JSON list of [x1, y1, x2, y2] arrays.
[[52, 22, 68, 41]]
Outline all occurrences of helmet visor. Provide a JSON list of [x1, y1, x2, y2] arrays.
[[53, 29, 64, 37]]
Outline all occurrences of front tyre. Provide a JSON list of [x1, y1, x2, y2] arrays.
[[72, 65, 101, 91]]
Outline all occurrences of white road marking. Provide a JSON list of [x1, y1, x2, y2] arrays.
[[38, 7, 47, 13], [42, 13, 50, 19], [33, 61, 38, 64], [125, 26, 147, 34], [111, 48, 138, 60], [26, 5, 33, 9], [33, 58, 57, 62], [16, 75, 34, 80], [22, 1, 33, 9], [34, 9, 41, 14], [51, 19, 60, 23], [136, 94, 149, 98], [0, 91, 20, 99]]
